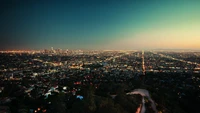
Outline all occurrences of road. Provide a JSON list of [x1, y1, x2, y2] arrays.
[[151, 51, 200, 67]]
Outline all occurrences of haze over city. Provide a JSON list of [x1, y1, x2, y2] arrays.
[[0, 0, 200, 50]]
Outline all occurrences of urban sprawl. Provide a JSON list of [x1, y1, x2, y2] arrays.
[[0, 49, 200, 113]]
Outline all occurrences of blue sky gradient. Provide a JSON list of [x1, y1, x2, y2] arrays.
[[0, 0, 200, 50]]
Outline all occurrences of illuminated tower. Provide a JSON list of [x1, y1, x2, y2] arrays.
[[142, 50, 145, 76], [51, 47, 56, 53], [141, 50, 145, 83]]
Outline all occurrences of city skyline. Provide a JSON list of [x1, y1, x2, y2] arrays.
[[0, 0, 200, 50]]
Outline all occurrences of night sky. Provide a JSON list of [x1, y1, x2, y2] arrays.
[[0, 0, 200, 50]]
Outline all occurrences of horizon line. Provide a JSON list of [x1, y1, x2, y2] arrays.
[[0, 48, 200, 52]]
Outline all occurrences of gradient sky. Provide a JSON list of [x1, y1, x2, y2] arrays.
[[0, 0, 200, 50]]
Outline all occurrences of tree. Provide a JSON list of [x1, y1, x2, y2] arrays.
[[82, 86, 96, 113], [48, 92, 66, 113], [71, 99, 84, 113]]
